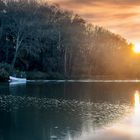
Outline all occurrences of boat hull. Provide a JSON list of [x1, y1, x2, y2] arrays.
[[9, 76, 27, 82]]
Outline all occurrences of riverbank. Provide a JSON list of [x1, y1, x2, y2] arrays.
[[9, 79, 140, 83], [2, 77, 140, 83]]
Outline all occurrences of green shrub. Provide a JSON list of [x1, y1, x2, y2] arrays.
[[26, 71, 65, 80], [0, 63, 11, 82], [12, 70, 26, 78], [26, 71, 49, 80], [0, 68, 9, 82], [47, 72, 65, 80], [0, 63, 11, 73]]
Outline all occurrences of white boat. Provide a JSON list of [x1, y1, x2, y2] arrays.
[[9, 76, 27, 83]]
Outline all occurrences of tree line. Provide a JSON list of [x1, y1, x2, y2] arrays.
[[0, 0, 138, 81]]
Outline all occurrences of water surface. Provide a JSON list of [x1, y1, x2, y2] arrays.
[[0, 82, 139, 140]]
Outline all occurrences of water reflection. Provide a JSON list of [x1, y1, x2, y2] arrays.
[[134, 90, 140, 113], [131, 90, 140, 140], [65, 90, 140, 140], [1, 83, 140, 140]]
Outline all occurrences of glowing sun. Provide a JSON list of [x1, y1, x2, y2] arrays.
[[133, 42, 140, 53]]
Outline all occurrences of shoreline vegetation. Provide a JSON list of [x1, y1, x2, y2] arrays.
[[0, 0, 139, 82]]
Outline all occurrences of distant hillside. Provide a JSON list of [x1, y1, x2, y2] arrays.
[[0, 0, 138, 80]]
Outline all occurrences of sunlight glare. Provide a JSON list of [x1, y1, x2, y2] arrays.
[[135, 91, 140, 107], [133, 42, 140, 53], [134, 91, 140, 114]]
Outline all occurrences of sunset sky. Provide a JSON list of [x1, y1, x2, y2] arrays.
[[50, 0, 140, 43]]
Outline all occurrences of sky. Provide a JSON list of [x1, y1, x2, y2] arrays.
[[49, 0, 140, 43]]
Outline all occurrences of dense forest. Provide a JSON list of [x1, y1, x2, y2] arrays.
[[0, 0, 139, 81]]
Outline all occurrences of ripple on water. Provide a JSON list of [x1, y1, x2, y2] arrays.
[[0, 95, 132, 139], [0, 95, 131, 118]]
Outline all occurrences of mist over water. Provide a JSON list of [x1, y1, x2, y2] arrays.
[[0, 82, 140, 140]]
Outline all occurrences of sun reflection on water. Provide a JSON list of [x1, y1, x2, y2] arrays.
[[65, 91, 140, 140], [134, 90, 140, 114]]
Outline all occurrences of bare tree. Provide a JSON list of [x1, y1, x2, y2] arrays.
[[11, 20, 26, 69]]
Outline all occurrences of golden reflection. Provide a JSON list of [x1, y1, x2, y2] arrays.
[[134, 90, 140, 113], [134, 91, 140, 107]]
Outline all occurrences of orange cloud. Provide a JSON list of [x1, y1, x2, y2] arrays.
[[50, 0, 140, 43]]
